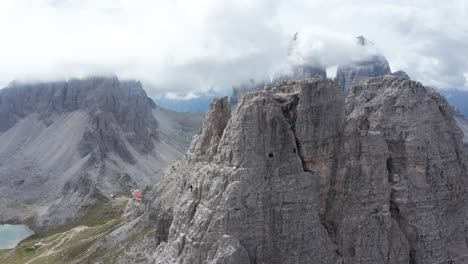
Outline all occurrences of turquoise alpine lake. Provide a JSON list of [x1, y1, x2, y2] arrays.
[[0, 224, 34, 249]]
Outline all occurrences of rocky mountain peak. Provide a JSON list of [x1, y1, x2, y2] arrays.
[[392, 70, 410, 79], [357, 35, 373, 46], [188, 96, 231, 162], [335, 36, 413, 95], [0, 76, 158, 162], [335, 53, 392, 95], [143, 76, 468, 264], [230, 32, 327, 105]]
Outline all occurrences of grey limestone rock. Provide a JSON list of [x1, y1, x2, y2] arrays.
[[153, 85, 339, 264], [455, 113, 468, 178], [335, 36, 392, 95], [230, 65, 327, 106], [147, 76, 468, 264], [391, 70, 410, 80], [324, 76, 468, 263], [230, 79, 263, 105], [206, 235, 250, 264], [188, 96, 231, 162], [455, 112, 468, 144], [291, 64, 327, 80], [335, 54, 391, 95]]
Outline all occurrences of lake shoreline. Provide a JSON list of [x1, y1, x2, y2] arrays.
[[0, 224, 35, 250]]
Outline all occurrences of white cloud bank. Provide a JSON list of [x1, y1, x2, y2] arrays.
[[0, 0, 467, 96]]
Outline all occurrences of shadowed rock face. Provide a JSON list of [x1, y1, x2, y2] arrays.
[[334, 36, 410, 95], [144, 76, 468, 264], [455, 113, 468, 162], [153, 80, 339, 264], [455, 112, 468, 143], [230, 79, 262, 106], [291, 65, 327, 80], [335, 54, 392, 95], [330, 77, 467, 264], [391, 70, 410, 80], [0, 76, 157, 163]]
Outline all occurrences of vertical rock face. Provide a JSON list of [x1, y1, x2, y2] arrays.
[[276, 79, 344, 218], [325, 76, 468, 263], [188, 97, 231, 162], [455, 113, 468, 165], [455, 112, 468, 143], [230, 79, 263, 105], [335, 36, 411, 95], [149, 76, 468, 264], [153, 81, 339, 264], [291, 65, 328, 80], [335, 54, 392, 95]]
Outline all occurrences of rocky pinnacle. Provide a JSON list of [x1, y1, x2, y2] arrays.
[[149, 76, 468, 264], [335, 36, 410, 95]]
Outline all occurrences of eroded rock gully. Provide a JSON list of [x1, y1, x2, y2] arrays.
[[148, 76, 468, 264]]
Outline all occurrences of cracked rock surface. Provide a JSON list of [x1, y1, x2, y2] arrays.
[[140, 76, 468, 264]]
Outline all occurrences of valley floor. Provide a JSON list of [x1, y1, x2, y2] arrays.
[[0, 196, 136, 264]]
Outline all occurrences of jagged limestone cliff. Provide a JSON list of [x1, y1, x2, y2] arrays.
[[142, 76, 468, 264]]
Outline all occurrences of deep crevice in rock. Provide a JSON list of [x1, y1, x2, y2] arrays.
[[409, 249, 416, 264], [387, 152, 414, 263], [387, 157, 396, 183], [275, 92, 342, 261], [275, 94, 310, 172]]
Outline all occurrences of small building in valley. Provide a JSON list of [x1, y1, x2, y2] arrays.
[[34, 242, 44, 248]]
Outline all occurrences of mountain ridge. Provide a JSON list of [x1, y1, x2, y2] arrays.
[[0, 76, 203, 231]]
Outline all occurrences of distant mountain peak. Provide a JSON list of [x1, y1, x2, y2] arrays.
[[0, 76, 203, 231], [0, 76, 158, 161], [230, 31, 328, 105], [333, 36, 393, 94], [356, 35, 374, 46]]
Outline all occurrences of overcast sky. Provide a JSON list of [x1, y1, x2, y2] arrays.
[[0, 0, 467, 97]]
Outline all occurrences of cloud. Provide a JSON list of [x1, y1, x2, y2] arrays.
[[0, 0, 467, 96], [287, 28, 381, 69], [278, 0, 468, 89]]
